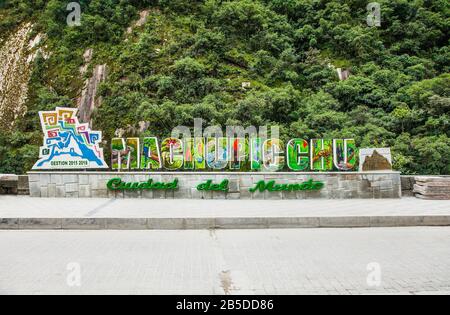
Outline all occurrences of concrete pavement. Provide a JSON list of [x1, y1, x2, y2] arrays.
[[0, 196, 449, 229], [0, 228, 449, 295]]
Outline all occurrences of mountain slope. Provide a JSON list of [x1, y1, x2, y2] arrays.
[[0, 0, 449, 174]]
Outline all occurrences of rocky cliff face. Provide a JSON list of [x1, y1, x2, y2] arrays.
[[0, 23, 34, 130], [77, 48, 108, 126], [0, 10, 148, 131], [76, 10, 150, 126]]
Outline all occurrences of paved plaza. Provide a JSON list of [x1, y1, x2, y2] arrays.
[[1, 196, 450, 218], [1, 196, 449, 230], [0, 196, 448, 217], [1, 227, 450, 295]]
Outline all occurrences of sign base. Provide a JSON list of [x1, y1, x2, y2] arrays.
[[28, 172, 402, 199]]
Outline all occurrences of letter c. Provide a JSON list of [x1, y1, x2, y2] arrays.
[[107, 178, 122, 191]]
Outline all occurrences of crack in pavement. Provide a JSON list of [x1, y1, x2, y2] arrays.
[[209, 229, 255, 295]]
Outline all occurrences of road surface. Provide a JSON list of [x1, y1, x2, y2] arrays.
[[1, 227, 450, 295]]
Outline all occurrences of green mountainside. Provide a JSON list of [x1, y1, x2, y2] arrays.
[[0, 0, 449, 174]]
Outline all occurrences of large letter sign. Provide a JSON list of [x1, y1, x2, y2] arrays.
[[32, 107, 108, 170]]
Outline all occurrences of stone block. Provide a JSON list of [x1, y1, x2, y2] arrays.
[[65, 192, 79, 198], [39, 174, 51, 186], [79, 175, 89, 185], [268, 217, 320, 229], [29, 182, 41, 197], [18, 175, 29, 189], [239, 189, 252, 200], [147, 218, 185, 230], [305, 190, 322, 199], [422, 216, 450, 226], [19, 218, 62, 229], [240, 177, 253, 187], [40, 186, 48, 198], [201, 191, 213, 200], [0, 218, 19, 230], [296, 191, 307, 200], [184, 218, 215, 230], [213, 191, 227, 200], [319, 217, 370, 228], [215, 218, 268, 229], [174, 189, 191, 199], [358, 179, 371, 192], [106, 218, 148, 230], [92, 189, 108, 198], [265, 190, 282, 200], [378, 180, 394, 190], [79, 185, 92, 198], [380, 190, 395, 199], [369, 216, 399, 227], [124, 190, 141, 199], [134, 174, 148, 182], [165, 190, 175, 199], [251, 189, 265, 200], [50, 174, 63, 185], [107, 190, 123, 199], [62, 174, 77, 184], [62, 218, 107, 230], [190, 188, 203, 199], [65, 183, 78, 193], [153, 190, 166, 199], [396, 216, 425, 227], [226, 193, 241, 200], [141, 190, 154, 199], [228, 180, 240, 193], [28, 174, 40, 182], [47, 184, 56, 198], [56, 186, 65, 197]]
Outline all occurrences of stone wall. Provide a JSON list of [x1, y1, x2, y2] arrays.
[[0, 175, 29, 195], [28, 172, 402, 199], [401, 175, 450, 197], [401, 176, 416, 197]]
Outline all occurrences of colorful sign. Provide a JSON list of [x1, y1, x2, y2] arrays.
[[32, 107, 108, 170], [359, 148, 392, 172], [111, 137, 358, 172], [33, 108, 363, 172]]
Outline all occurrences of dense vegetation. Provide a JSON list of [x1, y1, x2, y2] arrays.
[[0, 0, 449, 174]]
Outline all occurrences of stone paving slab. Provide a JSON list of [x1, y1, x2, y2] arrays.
[[0, 196, 449, 230], [1, 228, 450, 294]]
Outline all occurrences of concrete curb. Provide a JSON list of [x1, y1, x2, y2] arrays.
[[1, 216, 450, 230]]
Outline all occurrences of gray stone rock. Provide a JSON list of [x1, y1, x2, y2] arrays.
[[92, 189, 108, 198], [79, 185, 92, 198], [65, 183, 78, 193], [50, 174, 63, 185], [62, 174, 77, 184], [0, 218, 19, 230], [29, 182, 41, 197], [47, 184, 56, 198], [62, 218, 106, 230], [79, 175, 89, 185]]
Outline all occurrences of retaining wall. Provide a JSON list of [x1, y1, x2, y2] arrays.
[[28, 172, 402, 199]]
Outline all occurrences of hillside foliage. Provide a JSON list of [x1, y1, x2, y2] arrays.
[[0, 0, 449, 174]]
